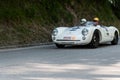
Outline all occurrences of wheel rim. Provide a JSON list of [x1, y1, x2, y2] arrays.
[[93, 35, 97, 42], [93, 34, 99, 47]]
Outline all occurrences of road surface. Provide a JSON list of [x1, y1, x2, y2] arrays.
[[0, 42, 120, 80]]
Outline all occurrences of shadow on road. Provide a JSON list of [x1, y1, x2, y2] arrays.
[[54, 43, 117, 49], [0, 42, 120, 80]]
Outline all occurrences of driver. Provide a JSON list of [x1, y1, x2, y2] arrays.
[[93, 17, 99, 26], [80, 18, 87, 26]]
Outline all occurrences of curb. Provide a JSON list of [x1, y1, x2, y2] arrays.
[[0, 42, 53, 49], [0, 37, 119, 49]]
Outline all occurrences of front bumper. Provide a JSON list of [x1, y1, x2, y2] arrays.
[[53, 37, 90, 45]]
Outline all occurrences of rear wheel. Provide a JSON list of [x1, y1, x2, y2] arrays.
[[111, 32, 118, 45], [89, 31, 100, 48], [55, 44, 65, 48]]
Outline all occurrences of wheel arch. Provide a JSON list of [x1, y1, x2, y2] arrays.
[[114, 30, 119, 38], [88, 29, 101, 48], [111, 30, 119, 45], [94, 29, 102, 42], [109, 26, 119, 37], [88, 29, 101, 43]]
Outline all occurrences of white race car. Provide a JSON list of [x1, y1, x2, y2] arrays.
[[52, 21, 119, 48]]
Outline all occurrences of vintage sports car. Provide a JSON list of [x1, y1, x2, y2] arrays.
[[52, 21, 119, 48]]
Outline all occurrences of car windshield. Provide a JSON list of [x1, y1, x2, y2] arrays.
[[76, 21, 94, 27], [85, 21, 94, 26]]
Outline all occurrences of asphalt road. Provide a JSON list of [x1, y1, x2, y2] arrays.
[[0, 41, 120, 80]]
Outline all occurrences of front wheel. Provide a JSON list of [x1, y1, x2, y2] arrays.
[[89, 31, 99, 48], [55, 44, 65, 48], [111, 32, 118, 45]]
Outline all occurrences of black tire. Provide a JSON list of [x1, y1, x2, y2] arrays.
[[55, 44, 65, 48], [89, 31, 100, 48], [111, 32, 118, 45]]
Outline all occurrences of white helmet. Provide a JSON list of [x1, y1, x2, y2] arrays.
[[81, 18, 87, 23]]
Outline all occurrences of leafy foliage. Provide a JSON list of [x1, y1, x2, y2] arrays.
[[111, 0, 120, 19], [0, 0, 119, 46]]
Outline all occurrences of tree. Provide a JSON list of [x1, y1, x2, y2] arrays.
[[111, 0, 120, 19], [112, 0, 120, 9]]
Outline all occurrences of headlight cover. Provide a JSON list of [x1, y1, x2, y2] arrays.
[[52, 29, 58, 36], [82, 28, 89, 36]]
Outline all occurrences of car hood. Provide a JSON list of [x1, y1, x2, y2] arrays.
[[60, 26, 86, 36]]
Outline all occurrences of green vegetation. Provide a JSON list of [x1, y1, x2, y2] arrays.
[[112, 0, 120, 19], [0, 0, 120, 46]]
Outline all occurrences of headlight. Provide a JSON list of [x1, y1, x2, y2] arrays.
[[52, 29, 58, 36], [82, 28, 89, 36]]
